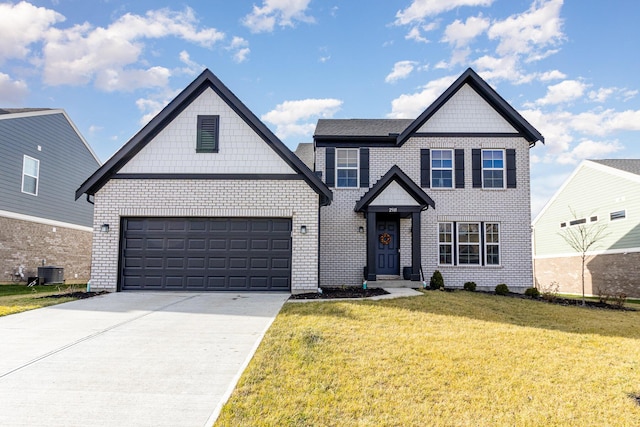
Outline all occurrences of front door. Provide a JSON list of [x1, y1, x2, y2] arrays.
[[376, 216, 399, 275]]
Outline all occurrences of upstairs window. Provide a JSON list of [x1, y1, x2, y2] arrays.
[[431, 149, 453, 188], [196, 115, 219, 153], [610, 210, 626, 221], [22, 155, 39, 196], [336, 148, 358, 188], [482, 150, 504, 188]]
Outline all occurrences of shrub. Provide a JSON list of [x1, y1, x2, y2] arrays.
[[463, 281, 476, 292], [540, 281, 560, 302], [430, 270, 444, 290], [611, 293, 627, 309], [495, 283, 509, 296], [524, 287, 540, 298]]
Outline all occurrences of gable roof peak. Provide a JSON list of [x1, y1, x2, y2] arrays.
[[396, 67, 544, 146]]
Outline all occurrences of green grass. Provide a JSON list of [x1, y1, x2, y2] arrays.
[[216, 291, 640, 427], [0, 283, 87, 316]]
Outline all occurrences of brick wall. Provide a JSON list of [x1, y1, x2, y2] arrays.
[[318, 135, 534, 291], [535, 252, 640, 298], [90, 179, 319, 293], [0, 216, 92, 283]]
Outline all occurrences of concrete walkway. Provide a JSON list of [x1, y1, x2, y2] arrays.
[[0, 292, 289, 427]]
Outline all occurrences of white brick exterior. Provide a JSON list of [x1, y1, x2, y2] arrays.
[[91, 179, 319, 293], [317, 82, 536, 292]]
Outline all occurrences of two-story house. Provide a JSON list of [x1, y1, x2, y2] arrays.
[[0, 108, 101, 282], [314, 68, 544, 291], [77, 68, 542, 294]]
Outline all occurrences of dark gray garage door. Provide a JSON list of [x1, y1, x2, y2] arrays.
[[120, 217, 292, 291]]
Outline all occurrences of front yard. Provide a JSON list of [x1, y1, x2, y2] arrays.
[[0, 283, 89, 316], [216, 291, 640, 426]]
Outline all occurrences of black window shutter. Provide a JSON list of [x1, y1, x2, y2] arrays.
[[455, 149, 465, 188], [197, 115, 219, 153], [359, 148, 369, 187], [420, 149, 430, 188], [325, 148, 335, 187], [472, 149, 481, 188], [506, 149, 516, 188]]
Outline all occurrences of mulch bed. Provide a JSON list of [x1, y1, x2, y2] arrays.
[[290, 287, 389, 300], [40, 291, 109, 300]]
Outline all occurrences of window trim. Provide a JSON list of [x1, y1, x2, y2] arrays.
[[21, 155, 40, 196], [438, 222, 454, 265], [196, 115, 220, 153], [484, 223, 500, 266], [457, 222, 481, 266], [335, 148, 359, 188], [481, 149, 505, 189], [431, 149, 454, 189]]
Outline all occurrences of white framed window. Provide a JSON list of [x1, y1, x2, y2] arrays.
[[484, 223, 500, 265], [458, 222, 480, 265], [610, 210, 626, 221], [482, 149, 504, 189], [22, 155, 40, 196], [431, 149, 453, 188], [336, 148, 358, 188], [438, 222, 453, 265]]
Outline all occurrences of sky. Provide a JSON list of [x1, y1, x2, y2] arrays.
[[1, 0, 639, 217]]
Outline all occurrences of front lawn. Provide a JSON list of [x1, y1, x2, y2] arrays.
[[0, 283, 88, 316], [216, 291, 640, 427]]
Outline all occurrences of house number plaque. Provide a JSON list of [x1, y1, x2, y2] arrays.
[[388, 207, 397, 212]]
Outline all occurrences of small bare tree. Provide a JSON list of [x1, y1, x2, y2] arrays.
[[558, 208, 608, 305]]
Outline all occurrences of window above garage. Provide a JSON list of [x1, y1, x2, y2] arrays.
[[196, 115, 219, 153]]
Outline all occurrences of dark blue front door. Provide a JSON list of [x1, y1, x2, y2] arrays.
[[376, 218, 399, 275]]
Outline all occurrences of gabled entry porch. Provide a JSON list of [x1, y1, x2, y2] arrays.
[[354, 165, 435, 282]]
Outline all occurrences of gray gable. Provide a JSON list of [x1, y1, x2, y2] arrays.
[[591, 159, 640, 176]]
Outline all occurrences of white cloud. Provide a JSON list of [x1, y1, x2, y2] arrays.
[[261, 98, 342, 139], [395, 0, 494, 25], [387, 74, 457, 119], [473, 54, 526, 82], [177, 50, 203, 75], [532, 79, 587, 106], [135, 87, 181, 125], [405, 26, 430, 43], [538, 69, 566, 81], [588, 87, 615, 103], [442, 15, 489, 48], [0, 1, 64, 63], [385, 61, 418, 83], [88, 125, 103, 134], [41, 7, 223, 91], [227, 37, 250, 63], [487, 0, 564, 61], [0, 72, 29, 104], [242, 0, 314, 33]]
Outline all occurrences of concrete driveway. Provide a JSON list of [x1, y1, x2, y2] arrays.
[[0, 291, 289, 427]]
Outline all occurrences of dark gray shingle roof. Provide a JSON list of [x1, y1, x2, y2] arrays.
[[591, 159, 640, 176], [294, 143, 314, 169], [314, 119, 413, 137]]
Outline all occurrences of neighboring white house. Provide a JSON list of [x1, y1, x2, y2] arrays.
[[533, 159, 640, 298], [314, 68, 544, 291], [77, 68, 544, 294]]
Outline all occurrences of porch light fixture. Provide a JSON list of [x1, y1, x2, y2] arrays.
[[300, 225, 307, 234], [100, 224, 110, 233], [358, 226, 364, 233]]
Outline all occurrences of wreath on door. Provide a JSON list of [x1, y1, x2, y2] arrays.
[[379, 232, 392, 245]]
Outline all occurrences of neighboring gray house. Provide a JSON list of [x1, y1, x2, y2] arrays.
[[533, 159, 640, 298], [76, 69, 332, 293], [314, 68, 544, 291], [0, 108, 101, 283]]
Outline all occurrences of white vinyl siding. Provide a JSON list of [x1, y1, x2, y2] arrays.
[[22, 155, 39, 196]]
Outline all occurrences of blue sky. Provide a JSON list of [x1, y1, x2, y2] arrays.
[[1, 0, 639, 216]]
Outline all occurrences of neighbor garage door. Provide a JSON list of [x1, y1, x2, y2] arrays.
[[120, 217, 292, 291]]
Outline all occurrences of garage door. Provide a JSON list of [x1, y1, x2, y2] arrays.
[[120, 217, 292, 291]]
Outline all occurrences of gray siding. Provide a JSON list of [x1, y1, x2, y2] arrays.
[[0, 113, 99, 227]]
